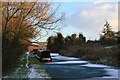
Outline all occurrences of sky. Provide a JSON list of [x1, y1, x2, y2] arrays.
[[38, 0, 119, 42]]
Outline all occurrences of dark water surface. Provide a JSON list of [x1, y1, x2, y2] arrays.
[[2, 52, 119, 80]]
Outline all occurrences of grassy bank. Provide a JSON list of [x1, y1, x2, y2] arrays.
[[3, 52, 51, 79], [60, 44, 119, 67], [2, 46, 27, 76]]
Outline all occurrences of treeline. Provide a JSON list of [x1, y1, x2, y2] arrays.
[[2, 2, 63, 75], [47, 32, 86, 52], [47, 33, 64, 52], [100, 21, 119, 45], [47, 21, 120, 52], [47, 21, 120, 67]]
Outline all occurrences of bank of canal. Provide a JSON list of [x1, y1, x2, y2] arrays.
[[2, 52, 120, 80], [3, 51, 51, 80]]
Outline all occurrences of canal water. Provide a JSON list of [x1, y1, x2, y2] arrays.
[[2, 52, 120, 80], [43, 53, 120, 80]]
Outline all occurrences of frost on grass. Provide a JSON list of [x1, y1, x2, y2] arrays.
[[3, 51, 51, 79]]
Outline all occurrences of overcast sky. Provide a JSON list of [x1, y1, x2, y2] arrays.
[[39, 0, 119, 42]]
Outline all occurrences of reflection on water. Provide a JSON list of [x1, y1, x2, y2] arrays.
[[43, 53, 120, 79], [2, 52, 120, 80]]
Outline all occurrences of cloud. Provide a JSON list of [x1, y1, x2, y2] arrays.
[[66, 2, 118, 40], [94, 0, 118, 4]]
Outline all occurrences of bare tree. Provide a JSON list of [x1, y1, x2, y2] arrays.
[[2, 1, 64, 53], [2, 1, 64, 74]]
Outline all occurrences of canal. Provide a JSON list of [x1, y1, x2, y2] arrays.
[[3, 51, 120, 80]]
